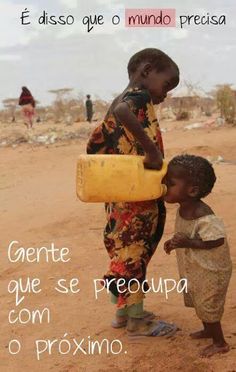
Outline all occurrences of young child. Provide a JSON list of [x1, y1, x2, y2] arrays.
[[19, 86, 36, 129], [87, 48, 179, 336], [164, 154, 232, 356]]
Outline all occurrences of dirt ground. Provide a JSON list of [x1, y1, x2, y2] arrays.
[[1, 120, 236, 372]]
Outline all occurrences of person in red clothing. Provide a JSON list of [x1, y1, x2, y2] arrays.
[[19, 86, 36, 129]]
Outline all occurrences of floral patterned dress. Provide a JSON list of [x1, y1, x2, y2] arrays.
[[87, 88, 166, 308]]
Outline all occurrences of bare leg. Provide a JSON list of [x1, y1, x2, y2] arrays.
[[200, 322, 230, 358], [126, 302, 155, 332], [29, 119, 33, 128], [190, 321, 211, 339]]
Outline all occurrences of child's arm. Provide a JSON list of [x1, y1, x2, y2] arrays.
[[164, 233, 224, 254], [114, 102, 163, 170], [164, 239, 173, 255]]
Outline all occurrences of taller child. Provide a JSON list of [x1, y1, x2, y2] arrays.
[[87, 48, 179, 333]]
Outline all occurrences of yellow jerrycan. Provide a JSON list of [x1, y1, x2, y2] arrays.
[[76, 154, 167, 202]]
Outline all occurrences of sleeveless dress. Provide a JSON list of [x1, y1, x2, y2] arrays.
[[175, 209, 232, 322], [87, 88, 166, 308]]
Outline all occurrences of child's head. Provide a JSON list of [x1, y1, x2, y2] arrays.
[[164, 154, 216, 204], [127, 48, 179, 104], [86, 94, 91, 99]]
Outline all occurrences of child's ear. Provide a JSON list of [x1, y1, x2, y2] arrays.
[[142, 63, 152, 77], [188, 185, 199, 198]]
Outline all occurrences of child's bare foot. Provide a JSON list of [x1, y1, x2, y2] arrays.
[[111, 315, 127, 328], [190, 329, 211, 339], [127, 318, 178, 337], [111, 310, 155, 328], [200, 343, 230, 358], [140, 310, 156, 320], [126, 317, 153, 332]]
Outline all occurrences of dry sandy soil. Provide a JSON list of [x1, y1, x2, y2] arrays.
[[1, 120, 236, 372]]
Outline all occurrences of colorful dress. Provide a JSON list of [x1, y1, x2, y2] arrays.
[[87, 88, 166, 308], [175, 209, 232, 322]]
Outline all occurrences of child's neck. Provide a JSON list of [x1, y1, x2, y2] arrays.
[[179, 199, 212, 220], [127, 75, 146, 90]]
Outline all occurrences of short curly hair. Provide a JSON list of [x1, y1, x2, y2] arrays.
[[169, 154, 216, 198], [127, 48, 179, 78]]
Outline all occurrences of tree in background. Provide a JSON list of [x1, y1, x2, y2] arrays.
[[2, 98, 19, 122], [215, 84, 236, 124], [48, 88, 73, 123]]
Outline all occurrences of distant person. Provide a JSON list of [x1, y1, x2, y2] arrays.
[[85, 94, 93, 123], [18, 86, 36, 129]]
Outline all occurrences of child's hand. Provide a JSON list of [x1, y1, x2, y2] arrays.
[[164, 239, 174, 255], [171, 233, 190, 248], [143, 150, 163, 170]]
